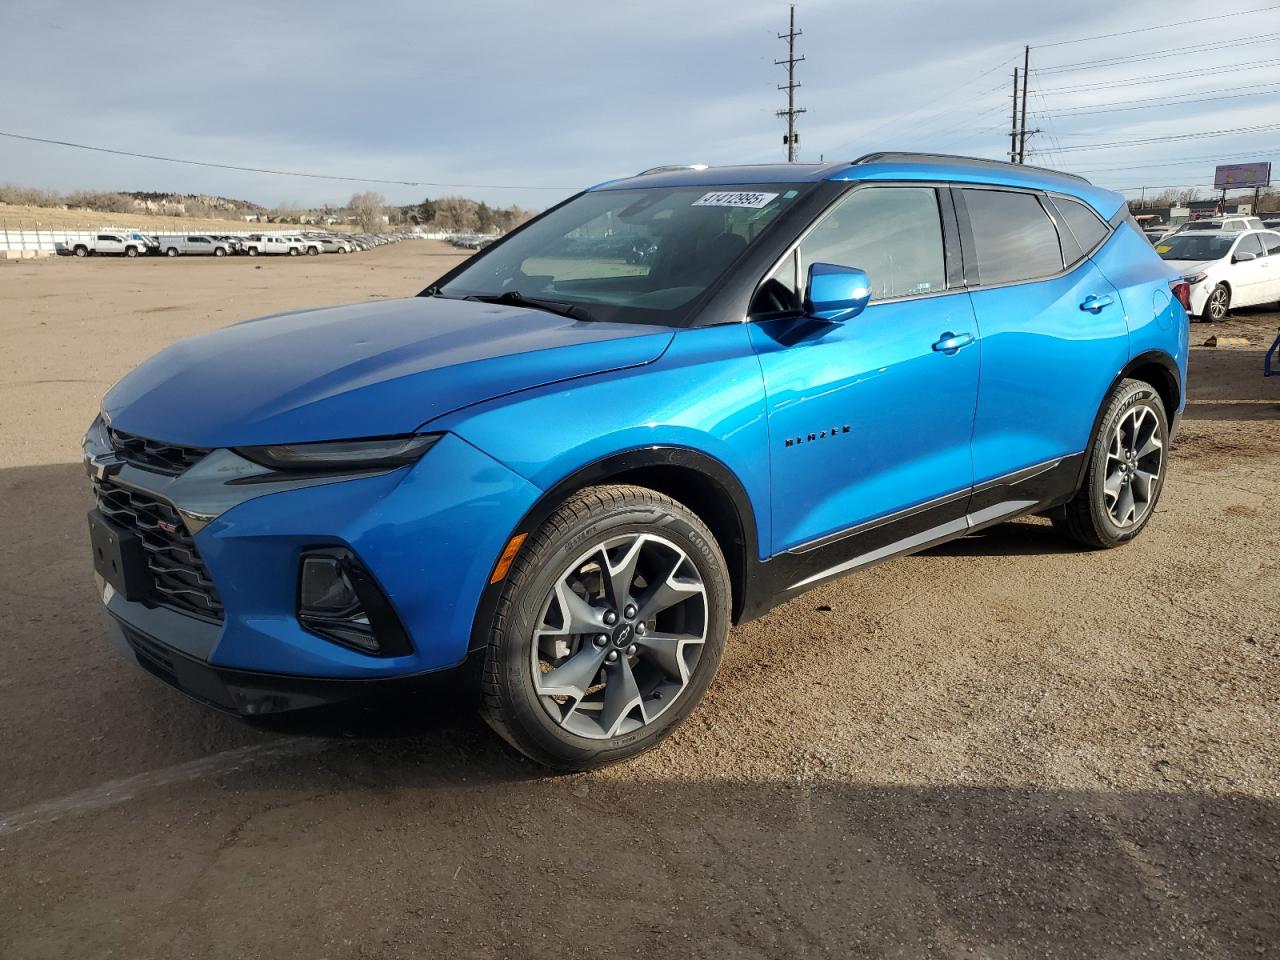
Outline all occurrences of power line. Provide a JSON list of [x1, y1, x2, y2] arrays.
[[1034, 4, 1280, 48], [1040, 123, 1280, 153], [0, 130, 579, 191], [1045, 85, 1280, 117], [1070, 147, 1280, 174], [1038, 32, 1280, 74], [1036, 59, 1280, 95]]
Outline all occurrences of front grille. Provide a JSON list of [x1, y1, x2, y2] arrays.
[[94, 479, 225, 621], [108, 427, 210, 476]]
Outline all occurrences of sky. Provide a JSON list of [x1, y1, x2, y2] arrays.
[[2, 0, 1278, 211]]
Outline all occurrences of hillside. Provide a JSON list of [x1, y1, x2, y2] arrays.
[[0, 204, 353, 234]]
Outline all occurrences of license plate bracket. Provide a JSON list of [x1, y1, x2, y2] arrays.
[[88, 509, 150, 603]]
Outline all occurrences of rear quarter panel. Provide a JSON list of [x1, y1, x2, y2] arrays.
[[1091, 221, 1189, 410]]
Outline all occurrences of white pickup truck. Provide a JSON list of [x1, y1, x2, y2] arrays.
[[243, 234, 295, 256], [67, 233, 150, 258]]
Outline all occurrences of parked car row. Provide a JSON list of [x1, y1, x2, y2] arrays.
[[62, 231, 406, 258]]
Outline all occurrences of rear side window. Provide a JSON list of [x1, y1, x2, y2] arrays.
[[1054, 197, 1109, 257], [961, 189, 1063, 285], [1263, 232, 1280, 256]]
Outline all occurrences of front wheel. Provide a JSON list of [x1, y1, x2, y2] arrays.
[[214, 247, 226, 257], [125, 246, 139, 258], [1203, 283, 1230, 322], [73, 245, 89, 257], [1052, 379, 1169, 548], [288, 247, 299, 257], [481, 485, 730, 770], [307, 246, 319, 256]]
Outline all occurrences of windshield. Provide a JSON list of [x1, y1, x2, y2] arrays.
[[437, 184, 808, 324], [1156, 233, 1234, 262]]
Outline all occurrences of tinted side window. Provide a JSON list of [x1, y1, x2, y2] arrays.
[[1236, 233, 1265, 258], [797, 186, 947, 301], [962, 189, 1063, 285], [1263, 232, 1280, 256], [1055, 197, 1109, 257]]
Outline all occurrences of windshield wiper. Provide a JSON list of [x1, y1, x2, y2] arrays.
[[464, 290, 597, 322]]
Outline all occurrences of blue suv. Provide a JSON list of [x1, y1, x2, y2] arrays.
[[85, 153, 1189, 768]]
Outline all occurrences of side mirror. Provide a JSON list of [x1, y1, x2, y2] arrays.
[[1234, 251, 1257, 263], [805, 263, 872, 323]]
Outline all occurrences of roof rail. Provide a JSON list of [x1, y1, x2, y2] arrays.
[[635, 163, 710, 176], [851, 151, 1092, 185]]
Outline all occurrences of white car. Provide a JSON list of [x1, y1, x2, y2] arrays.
[[282, 234, 323, 256], [1156, 229, 1280, 321], [1168, 215, 1266, 236]]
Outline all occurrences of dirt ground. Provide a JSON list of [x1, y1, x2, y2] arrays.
[[1, 244, 1277, 959]]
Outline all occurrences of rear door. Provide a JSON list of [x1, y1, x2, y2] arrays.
[[1229, 233, 1268, 306], [956, 187, 1129, 496], [1260, 231, 1280, 302]]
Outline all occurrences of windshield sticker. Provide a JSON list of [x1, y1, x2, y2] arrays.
[[692, 191, 780, 209], [1155, 245, 1172, 254]]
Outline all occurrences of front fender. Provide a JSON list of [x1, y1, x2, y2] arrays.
[[430, 323, 771, 557]]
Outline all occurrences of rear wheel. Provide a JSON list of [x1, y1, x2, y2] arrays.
[[247, 247, 259, 257], [1052, 379, 1168, 548], [1203, 283, 1230, 322], [166, 247, 178, 257], [481, 485, 730, 770], [307, 246, 319, 256], [289, 247, 299, 257], [73, 245, 89, 257]]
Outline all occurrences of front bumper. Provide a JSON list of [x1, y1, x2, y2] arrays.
[[88, 427, 542, 691], [108, 615, 481, 716]]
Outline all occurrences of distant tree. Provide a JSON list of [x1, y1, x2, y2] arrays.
[[348, 191, 387, 232], [415, 197, 438, 225]]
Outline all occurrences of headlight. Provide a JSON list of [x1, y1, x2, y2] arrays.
[[1183, 272, 1207, 284], [236, 434, 440, 471]]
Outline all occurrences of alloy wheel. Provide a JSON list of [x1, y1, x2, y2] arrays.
[[1207, 287, 1228, 321], [1104, 404, 1163, 528], [531, 533, 708, 740]]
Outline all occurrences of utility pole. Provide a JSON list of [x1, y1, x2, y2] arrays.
[[776, 4, 806, 162], [1017, 45, 1030, 163], [1009, 68, 1020, 162]]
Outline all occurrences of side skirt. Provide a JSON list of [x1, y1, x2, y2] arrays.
[[738, 453, 1084, 619]]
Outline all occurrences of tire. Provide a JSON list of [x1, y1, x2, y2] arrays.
[[1052, 378, 1169, 549], [125, 246, 138, 258], [289, 247, 299, 257], [166, 247, 178, 257], [307, 246, 319, 256], [214, 247, 226, 257], [481, 484, 731, 770], [73, 245, 89, 257], [1202, 283, 1230, 322], [248, 247, 259, 257]]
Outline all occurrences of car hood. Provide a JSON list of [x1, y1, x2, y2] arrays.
[[104, 296, 675, 447], [1161, 259, 1217, 276]]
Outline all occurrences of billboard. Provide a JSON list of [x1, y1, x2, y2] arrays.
[[1214, 162, 1271, 190]]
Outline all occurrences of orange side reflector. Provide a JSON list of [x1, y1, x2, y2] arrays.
[[489, 533, 528, 584]]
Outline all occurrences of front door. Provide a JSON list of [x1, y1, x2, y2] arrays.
[[749, 184, 980, 555]]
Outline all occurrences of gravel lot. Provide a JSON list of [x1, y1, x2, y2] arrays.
[[1, 245, 1277, 959]]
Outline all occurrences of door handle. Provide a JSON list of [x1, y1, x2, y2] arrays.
[[932, 331, 975, 355], [1080, 294, 1114, 312]]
